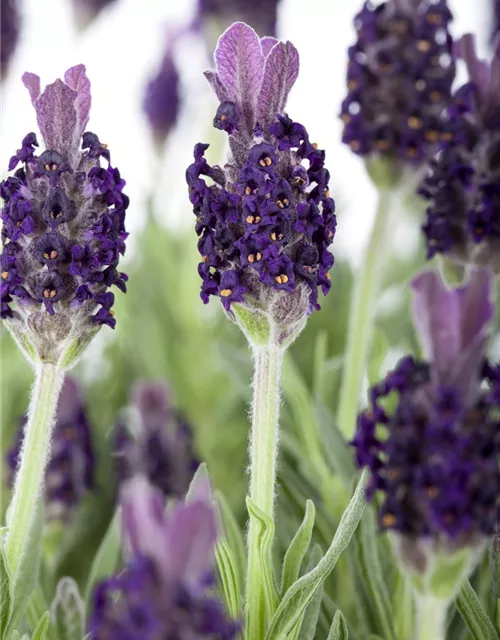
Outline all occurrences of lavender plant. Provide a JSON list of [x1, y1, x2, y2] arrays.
[[1, 0, 20, 78], [337, 0, 456, 439], [0, 65, 128, 627]]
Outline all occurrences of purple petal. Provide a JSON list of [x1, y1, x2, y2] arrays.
[[410, 269, 493, 398], [35, 79, 78, 160], [64, 64, 92, 136], [214, 22, 264, 131], [132, 381, 169, 430], [164, 500, 217, 584], [22, 72, 41, 104], [261, 36, 278, 58], [203, 70, 229, 103], [121, 476, 166, 559], [257, 40, 299, 127]]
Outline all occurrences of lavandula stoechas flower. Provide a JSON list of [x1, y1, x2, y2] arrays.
[[6, 377, 95, 522], [114, 382, 197, 499], [187, 23, 336, 343], [143, 34, 180, 153], [1, 66, 128, 365], [1, 0, 20, 78], [421, 35, 500, 271], [351, 269, 499, 583], [197, 0, 280, 38], [341, 0, 455, 178], [87, 476, 239, 639], [70, 0, 117, 29]]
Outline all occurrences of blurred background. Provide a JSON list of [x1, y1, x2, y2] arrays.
[[0, 0, 497, 591]]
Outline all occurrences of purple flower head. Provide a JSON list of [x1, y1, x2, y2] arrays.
[[187, 23, 336, 334], [341, 0, 455, 166], [1, 0, 20, 77], [421, 34, 500, 270], [6, 376, 95, 522], [113, 381, 198, 500], [351, 270, 499, 569], [87, 476, 239, 639], [143, 30, 181, 152], [1, 66, 129, 364], [197, 0, 280, 38], [70, 0, 118, 29]]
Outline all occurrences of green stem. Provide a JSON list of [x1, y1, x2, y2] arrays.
[[415, 595, 448, 640], [5, 362, 64, 582], [336, 189, 393, 438], [246, 344, 282, 639]]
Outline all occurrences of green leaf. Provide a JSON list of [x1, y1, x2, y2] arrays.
[[6, 503, 44, 639], [455, 579, 500, 640], [280, 500, 315, 596], [327, 611, 349, 640], [315, 403, 356, 486], [367, 326, 389, 386], [84, 510, 121, 612], [215, 490, 246, 598], [215, 539, 242, 619], [356, 506, 397, 640], [298, 544, 324, 640], [0, 538, 14, 640], [265, 470, 367, 640], [246, 498, 279, 617], [232, 304, 271, 346], [51, 577, 85, 640], [429, 548, 470, 599], [31, 612, 50, 640]]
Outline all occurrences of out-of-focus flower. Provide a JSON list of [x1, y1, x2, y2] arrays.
[[351, 269, 499, 575], [340, 0, 455, 167], [114, 382, 198, 499], [1, 66, 129, 364], [186, 23, 336, 341], [1, 0, 20, 78], [493, 0, 500, 43], [87, 476, 239, 639], [6, 376, 95, 522], [143, 34, 180, 153], [421, 34, 500, 270], [70, 0, 117, 29], [197, 0, 280, 38]]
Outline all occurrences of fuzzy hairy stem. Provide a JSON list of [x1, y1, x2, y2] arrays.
[[246, 344, 282, 639], [336, 189, 393, 438], [5, 362, 64, 581]]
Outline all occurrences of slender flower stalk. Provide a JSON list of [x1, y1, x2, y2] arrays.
[[5, 363, 64, 580], [415, 595, 447, 640], [336, 187, 393, 437]]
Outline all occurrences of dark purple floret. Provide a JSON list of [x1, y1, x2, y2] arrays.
[[197, 0, 280, 37], [87, 477, 239, 640], [351, 269, 500, 543], [341, 0, 455, 163], [6, 377, 95, 522], [1, 66, 129, 332], [1, 0, 20, 78], [188, 24, 336, 314], [143, 42, 180, 150], [420, 34, 500, 270], [113, 382, 198, 499]]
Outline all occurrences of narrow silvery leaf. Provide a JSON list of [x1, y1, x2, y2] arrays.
[[367, 326, 389, 386], [298, 544, 324, 640], [0, 539, 14, 640], [280, 500, 315, 596], [246, 498, 280, 618], [51, 577, 85, 640], [215, 490, 246, 597], [327, 611, 349, 640], [265, 471, 367, 640], [215, 539, 242, 618], [84, 510, 121, 611], [455, 580, 500, 640], [31, 612, 50, 640]]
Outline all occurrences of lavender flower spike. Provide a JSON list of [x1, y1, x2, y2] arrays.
[[351, 269, 499, 589], [6, 376, 95, 523], [87, 476, 239, 639], [187, 22, 336, 344], [1, 0, 20, 77], [114, 381, 198, 499], [341, 0, 455, 181], [1, 66, 129, 366], [421, 34, 500, 271]]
